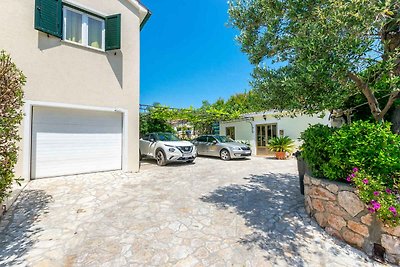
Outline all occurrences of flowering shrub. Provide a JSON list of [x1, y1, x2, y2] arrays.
[[301, 121, 400, 181], [0, 51, 25, 204], [348, 168, 400, 226]]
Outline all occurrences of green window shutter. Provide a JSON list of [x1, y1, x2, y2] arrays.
[[105, 14, 121, 51], [34, 0, 63, 38]]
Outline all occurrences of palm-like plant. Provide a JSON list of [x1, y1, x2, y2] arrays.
[[268, 136, 295, 153]]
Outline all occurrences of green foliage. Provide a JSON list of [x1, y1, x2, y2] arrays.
[[300, 124, 335, 178], [267, 136, 295, 153], [323, 121, 400, 180], [351, 169, 400, 226], [0, 51, 25, 203], [142, 91, 265, 135], [301, 121, 400, 181], [229, 0, 400, 120], [140, 113, 174, 135], [302, 121, 400, 225]]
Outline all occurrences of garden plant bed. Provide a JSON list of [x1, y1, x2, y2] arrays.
[[304, 174, 400, 264]]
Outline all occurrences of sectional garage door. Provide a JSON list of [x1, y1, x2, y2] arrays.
[[31, 106, 123, 179]]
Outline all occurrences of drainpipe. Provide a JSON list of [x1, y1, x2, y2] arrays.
[[138, 1, 152, 31], [140, 9, 152, 30]]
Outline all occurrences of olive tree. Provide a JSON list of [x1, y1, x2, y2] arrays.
[[229, 0, 400, 122]]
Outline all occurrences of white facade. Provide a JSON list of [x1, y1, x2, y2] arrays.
[[1, 0, 150, 179], [220, 112, 330, 155]]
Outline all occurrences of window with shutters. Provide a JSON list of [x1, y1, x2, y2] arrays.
[[35, 0, 121, 51], [63, 6, 105, 51]]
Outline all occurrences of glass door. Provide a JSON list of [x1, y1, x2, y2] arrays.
[[256, 124, 277, 155]]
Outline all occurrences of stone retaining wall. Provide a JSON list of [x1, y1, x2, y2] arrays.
[[304, 174, 400, 264]]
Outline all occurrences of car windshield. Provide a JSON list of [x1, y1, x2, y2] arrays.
[[214, 135, 234, 143], [155, 133, 181, 141]]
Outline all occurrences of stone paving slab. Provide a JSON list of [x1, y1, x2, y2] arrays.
[[0, 157, 384, 266]]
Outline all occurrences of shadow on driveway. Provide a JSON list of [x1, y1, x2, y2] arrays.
[[0, 190, 53, 266], [201, 172, 331, 266]]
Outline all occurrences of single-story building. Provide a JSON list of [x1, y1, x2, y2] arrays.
[[219, 111, 330, 156]]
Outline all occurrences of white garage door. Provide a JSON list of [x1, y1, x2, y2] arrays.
[[31, 106, 123, 179]]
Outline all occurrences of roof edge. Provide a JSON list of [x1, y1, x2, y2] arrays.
[[126, 0, 151, 29]]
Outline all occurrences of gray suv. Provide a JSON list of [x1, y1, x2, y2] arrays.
[[192, 135, 251, 160]]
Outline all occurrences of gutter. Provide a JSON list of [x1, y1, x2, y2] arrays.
[[140, 9, 152, 30], [136, 0, 152, 31]]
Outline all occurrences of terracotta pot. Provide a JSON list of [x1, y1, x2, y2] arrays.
[[275, 151, 286, 160]]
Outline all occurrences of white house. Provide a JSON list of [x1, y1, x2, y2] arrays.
[[1, 0, 150, 179], [219, 111, 330, 156]]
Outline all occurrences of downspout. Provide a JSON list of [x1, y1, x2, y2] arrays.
[[140, 8, 152, 30]]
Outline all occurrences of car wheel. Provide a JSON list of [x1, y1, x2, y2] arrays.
[[187, 160, 195, 164], [156, 149, 167, 166], [220, 149, 231, 161]]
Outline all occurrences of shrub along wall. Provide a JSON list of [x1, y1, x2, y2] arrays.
[[301, 121, 400, 226], [0, 51, 25, 205], [304, 174, 400, 264]]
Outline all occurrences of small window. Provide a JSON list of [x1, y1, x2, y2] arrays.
[[226, 127, 235, 140], [207, 136, 216, 143], [149, 134, 157, 141], [63, 7, 105, 51], [197, 136, 207, 142]]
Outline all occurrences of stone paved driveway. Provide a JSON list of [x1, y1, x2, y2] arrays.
[[0, 157, 383, 266]]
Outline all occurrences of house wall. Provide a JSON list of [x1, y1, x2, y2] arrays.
[[252, 113, 330, 147], [219, 120, 255, 153], [0, 0, 142, 178], [220, 113, 330, 155]]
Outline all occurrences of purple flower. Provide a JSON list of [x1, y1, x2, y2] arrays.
[[372, 202, 381, 210], [371, 200, 377, 204], [373, 191, 379, 196], [350, 173, 356, 178], [389, 206, 397, 215], [363, 179, 369, 184], [386, 188, 392, 194], [346, 176, 352, 182], [352, 167, 359, 173], [368, 207, 376, 213]]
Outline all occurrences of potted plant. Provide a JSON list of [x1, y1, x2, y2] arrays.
[[268, 136, 295, 160]]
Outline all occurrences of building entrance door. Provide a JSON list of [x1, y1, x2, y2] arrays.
[[256, 124, 277, 155]]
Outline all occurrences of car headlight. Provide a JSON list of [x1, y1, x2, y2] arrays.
[[165, 145, 176, 152], [232, 146, 242, 151]]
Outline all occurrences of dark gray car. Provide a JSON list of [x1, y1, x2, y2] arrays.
[[192, 135, 251, 160]]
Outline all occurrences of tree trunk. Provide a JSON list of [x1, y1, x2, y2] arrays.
[[391, 106, 400, 134], [348, 72, 382, 121]]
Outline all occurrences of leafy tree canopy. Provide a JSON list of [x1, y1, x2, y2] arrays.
[[228, 0, 400, 122], [140, 91, 264, 135]]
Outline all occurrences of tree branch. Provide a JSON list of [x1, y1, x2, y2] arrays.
[[379, 90, 400, 120], [348, 72, 381, 121]]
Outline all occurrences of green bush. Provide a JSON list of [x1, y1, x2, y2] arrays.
[[323, 121, 400, 181], [300, 124, 335, 178], [301, 121, 400, 181], [0, 51, 25, 203], [301, 121, 400, 225]]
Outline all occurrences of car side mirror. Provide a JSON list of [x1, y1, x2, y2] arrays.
[[212, 140, 217, 144], [149, 138, 155, 143]]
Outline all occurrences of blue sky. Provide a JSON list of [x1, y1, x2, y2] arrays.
[[140, 1, 253, 108]]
